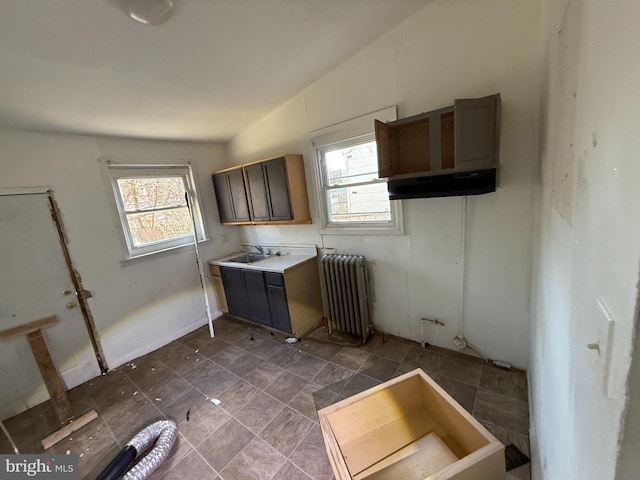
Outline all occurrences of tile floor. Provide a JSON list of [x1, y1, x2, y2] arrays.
[[0, 315, 530, 479]]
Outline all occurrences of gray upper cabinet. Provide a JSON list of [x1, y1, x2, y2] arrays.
[[212, 172, 234, 223], [212, 154, 310, 225], [212, 167, 250, 224], [263, 158, 292, 221], [244, 162, 270, 221], [454, 95, 499, 173], [245, 157, 292, 222], [375, 93, 500, 179]]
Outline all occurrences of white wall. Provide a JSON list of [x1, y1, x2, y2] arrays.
[[617, 327, 640, 478], [227, 0, 541, 369], [530, 0, 640, 478], [0, 129, 239, 404]]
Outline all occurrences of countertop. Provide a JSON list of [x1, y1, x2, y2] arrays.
[[208, 252, 317, 273]]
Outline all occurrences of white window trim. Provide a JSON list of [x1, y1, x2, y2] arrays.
[[101, 159, 208, 262], [310, 107, 404, 235]]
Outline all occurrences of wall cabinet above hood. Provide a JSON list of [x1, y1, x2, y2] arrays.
[[375, 93, 500, 199]]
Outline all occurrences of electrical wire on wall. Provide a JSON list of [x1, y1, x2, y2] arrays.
[[453, 196, 488, 359], [185, 190, 214, 338], [453, 197, 511, 368]]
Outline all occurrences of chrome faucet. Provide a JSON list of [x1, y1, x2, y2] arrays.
[[254, 245, 265, 254]]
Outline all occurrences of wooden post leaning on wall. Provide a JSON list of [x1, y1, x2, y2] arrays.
[[0, 315, 74, 424]]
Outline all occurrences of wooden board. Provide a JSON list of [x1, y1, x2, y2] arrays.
[[27, 328, 74, 423], [326, 375, 428, 475], [42, 410, 98, 450], [339, 412, 437, 476], [0, 315, 57, 340], [357, 432, 458, 480], [318, 369, 505, 480]]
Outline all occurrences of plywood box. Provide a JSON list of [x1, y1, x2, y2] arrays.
[[318, 369, 505, 480]]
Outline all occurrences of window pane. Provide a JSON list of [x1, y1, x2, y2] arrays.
[[125, 207, 193, 247], [324, 141, 379, 186], [117, 177, 187, 212], [327, 183, 391, 223]]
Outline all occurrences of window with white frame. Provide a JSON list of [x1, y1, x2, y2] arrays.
[[107, 163, 206, 258], [316, 133, 402, 233]]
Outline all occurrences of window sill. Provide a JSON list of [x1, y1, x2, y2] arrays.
[[120, 239, 211, 266], [320, 224, 404, 236]]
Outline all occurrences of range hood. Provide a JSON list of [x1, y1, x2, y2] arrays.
[[387, 168, 497, 200]]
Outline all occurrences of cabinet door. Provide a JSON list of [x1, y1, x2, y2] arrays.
[[375, 119, 393, 178], [267, 285, 291, 333], [244, 163, 270, 221], [263, 158, 292, 221], [227, 168, 251, 222], [265, 272, 291, 333], [243, 270, 271, 326], [211, 173, 234, 223], [221, 267, 250, 318], [454, 94, 500, 172]]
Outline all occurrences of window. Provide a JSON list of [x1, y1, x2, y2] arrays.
[[107, 163, 206, 258], [315, 133, 403, 233]]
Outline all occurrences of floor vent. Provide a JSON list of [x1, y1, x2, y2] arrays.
[[318, 254, 371, 344], [505, 443, 530, 471]]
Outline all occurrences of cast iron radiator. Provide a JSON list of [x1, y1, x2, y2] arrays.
[[318, 254, 371, 344]]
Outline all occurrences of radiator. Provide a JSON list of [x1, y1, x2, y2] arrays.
[[319, 254, 371, 344]]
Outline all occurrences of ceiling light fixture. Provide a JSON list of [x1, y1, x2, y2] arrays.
[[108, 0, 175, 26]]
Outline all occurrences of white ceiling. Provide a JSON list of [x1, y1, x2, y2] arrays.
[[0, 0, 431, 142]]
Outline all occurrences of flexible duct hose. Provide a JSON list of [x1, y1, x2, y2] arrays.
[[95, 446, 136, 480], [96, 420, 178, 480]]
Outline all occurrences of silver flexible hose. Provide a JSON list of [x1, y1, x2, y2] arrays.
[[122, 420, 178, 480]]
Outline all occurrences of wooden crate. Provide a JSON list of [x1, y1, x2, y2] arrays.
[[318, 369, 505, 480]]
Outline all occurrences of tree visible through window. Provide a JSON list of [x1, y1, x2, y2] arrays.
[[117, 176, 193, 247], [108, 164, 206, 258]]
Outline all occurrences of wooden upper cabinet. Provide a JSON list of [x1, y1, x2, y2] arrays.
[[212, 154, 310, 225], [375, 93, 500, 179], [212, 167, 250, 224]]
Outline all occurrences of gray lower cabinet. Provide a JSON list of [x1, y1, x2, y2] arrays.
[[265, 272, 292, 334], [220, 267, 251, 319], [220, 266, 292, 333]]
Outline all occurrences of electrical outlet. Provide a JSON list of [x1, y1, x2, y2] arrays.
[[221, 234, 228, 244]]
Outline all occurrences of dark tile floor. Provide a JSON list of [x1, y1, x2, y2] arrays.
[[0, 315, 531, 479]]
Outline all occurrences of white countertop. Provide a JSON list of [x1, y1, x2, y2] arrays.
[[208, 252, 317, 273]]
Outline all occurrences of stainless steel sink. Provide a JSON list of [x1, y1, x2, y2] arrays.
[[227, 253, 270, 263]]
